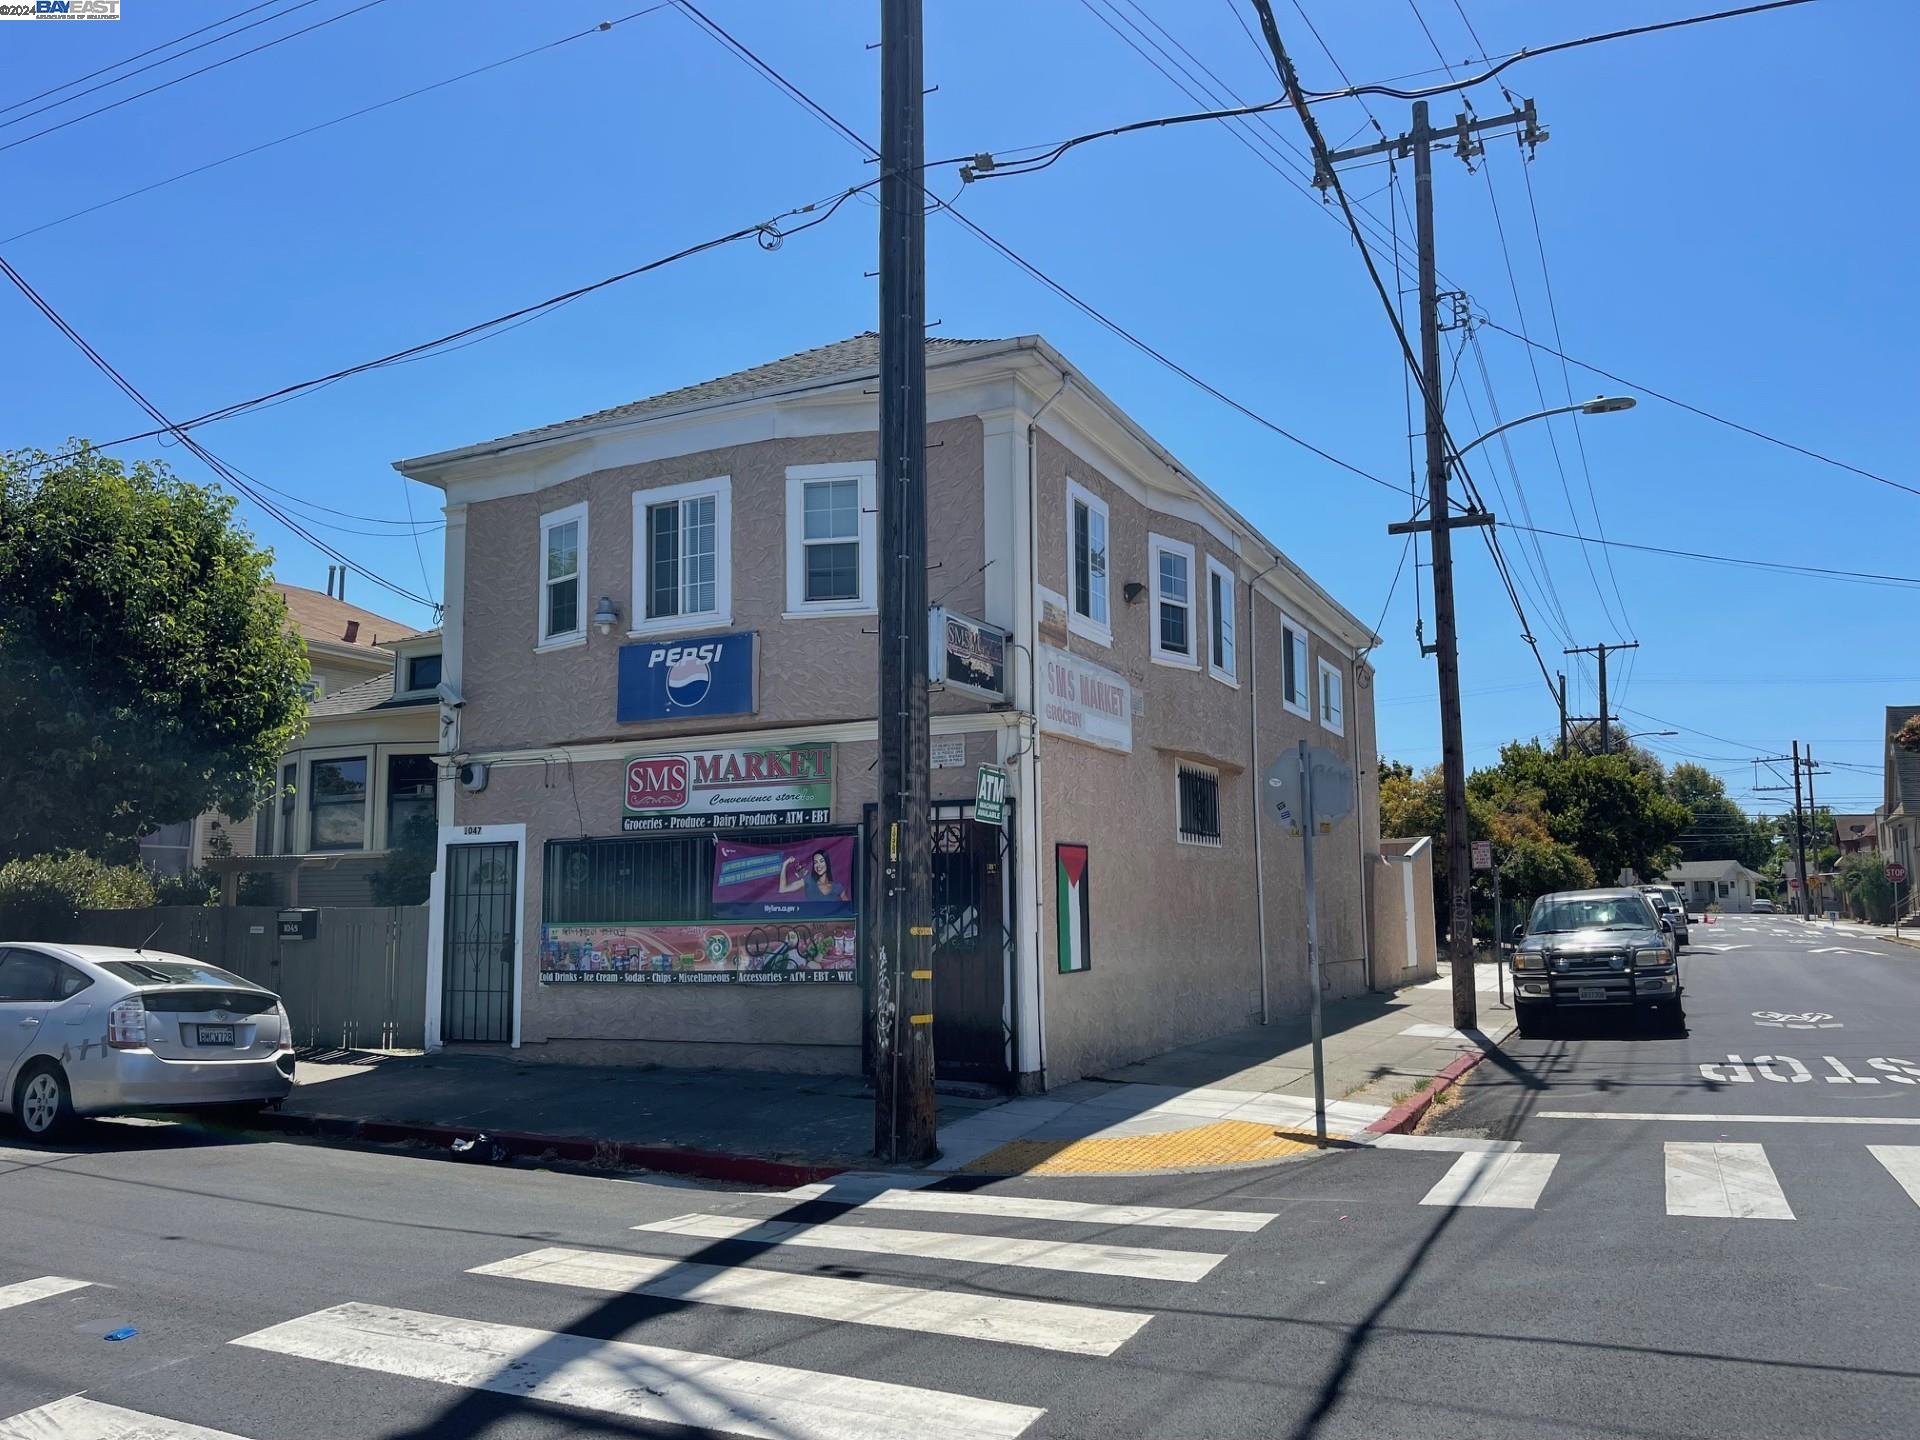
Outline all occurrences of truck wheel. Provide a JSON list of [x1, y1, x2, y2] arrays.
[[1515, 1006, 1550, 1039], [13, 1062, 72, 1142]]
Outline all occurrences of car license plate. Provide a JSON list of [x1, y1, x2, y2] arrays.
[[1578, 985, 1607, 1002], [195, 1025, 236, 1046]]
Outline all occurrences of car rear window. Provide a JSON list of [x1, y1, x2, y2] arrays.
[[100, 959, 251, 988]]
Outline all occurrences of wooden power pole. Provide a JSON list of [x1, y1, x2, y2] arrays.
[[872, 0, 936, 1161]]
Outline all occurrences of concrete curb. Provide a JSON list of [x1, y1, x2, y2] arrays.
[[247, 1110, 848, 1188], [1363, 1022, 1517, 1138]]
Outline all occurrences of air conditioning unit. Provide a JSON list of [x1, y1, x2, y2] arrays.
[[457, 761, 489, 793]]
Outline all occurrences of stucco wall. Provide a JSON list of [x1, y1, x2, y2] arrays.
[[1029, 432, 1376, 1082], [457, 419, 988, 755], [452, 728, 1001, 1071], [1374, 838, 1437, 986]]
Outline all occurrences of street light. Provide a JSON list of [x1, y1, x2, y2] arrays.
[[1624, 730, 1679, 742], [1450, 396, 1637, 462]]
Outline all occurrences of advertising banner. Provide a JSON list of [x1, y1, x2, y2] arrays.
[[617, 633, 756, 723], [712, 835, 857, 919], [1038, 643, 1133, 754], [541, 920, 857, 984], [623, 744, 835, 832]]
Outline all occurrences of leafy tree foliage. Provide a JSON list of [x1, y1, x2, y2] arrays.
[[1839, 853, 1895, 924], [1667, 762, 1774, 870], [1898, 714, 1920, 753], [0, 446, 309, 863]]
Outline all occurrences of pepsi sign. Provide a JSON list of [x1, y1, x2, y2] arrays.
[[617, 632, 757, 723]]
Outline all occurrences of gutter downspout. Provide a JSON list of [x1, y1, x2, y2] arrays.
[[1023, 364, 1070, 1085], [1248, 554, 1283, 1025]]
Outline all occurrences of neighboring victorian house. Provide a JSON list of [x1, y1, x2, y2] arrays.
[[143, 578, 445, 907], [396, 333, 1421, 1091], [1884, 704, 1920, 917], [1832, 813, 1879, 858]]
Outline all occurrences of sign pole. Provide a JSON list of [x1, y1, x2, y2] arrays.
[[1299, 740, 1326, 1143], [1494, 860, 1505, 1009]]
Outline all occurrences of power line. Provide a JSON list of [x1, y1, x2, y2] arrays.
[[0, 253, 436, 613], [0, 0, 393, 157], [0, 0, 290, 118], [1479, 319, 1920, 502], [4, 4, 675, 248], [1501, 522, 1920, 588]]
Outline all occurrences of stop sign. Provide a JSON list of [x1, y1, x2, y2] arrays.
[[1891, 861, 1909, 884]]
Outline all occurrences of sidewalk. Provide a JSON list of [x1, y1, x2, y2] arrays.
[[258, 965, 1512, 1184]]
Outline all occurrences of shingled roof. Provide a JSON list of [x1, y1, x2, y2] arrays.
[[307, 673, 436, 719], [403, 333, 1008, 461], [273, 583, 410, 655]]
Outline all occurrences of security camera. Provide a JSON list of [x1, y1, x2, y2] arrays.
[[436, 681, 465, 709]]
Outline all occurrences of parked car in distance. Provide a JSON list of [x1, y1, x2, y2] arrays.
[[1510, 887, 1684, 1037], [0, 944, 295, 1140], [1639, 884, 1690, 950], [1753, 898, 1776, 914]]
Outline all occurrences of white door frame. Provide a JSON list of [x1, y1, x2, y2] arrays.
[[425, 822, 526, 1050]]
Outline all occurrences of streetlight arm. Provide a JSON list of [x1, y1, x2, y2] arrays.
[[1450, 396, 1636, 463]]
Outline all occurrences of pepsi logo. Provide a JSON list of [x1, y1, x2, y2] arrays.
[[666, 653, 711, 708]]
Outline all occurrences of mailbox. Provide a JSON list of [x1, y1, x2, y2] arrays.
[[277, 908, 318, 941]]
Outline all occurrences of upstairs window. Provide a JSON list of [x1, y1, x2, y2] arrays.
[[406, 653, 442, 693], [632, 478, 732, 635], [1066, 479, 1110, 642], [539, 502, 587, 646], [1318, 658, 1344, 736], [1280, 616, 1310, 717], [1207, 556, 1237, 682], [785, 463, 877, 614], [1148, 535, 1195, 665]]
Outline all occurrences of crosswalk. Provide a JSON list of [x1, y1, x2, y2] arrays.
[[0, 1181, 1273, 1439]]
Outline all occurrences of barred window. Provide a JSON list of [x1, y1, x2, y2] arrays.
[[1177, 764, 1221, 847]]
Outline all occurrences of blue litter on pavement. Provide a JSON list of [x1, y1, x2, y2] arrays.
[[103, 1327, 137, 1342]]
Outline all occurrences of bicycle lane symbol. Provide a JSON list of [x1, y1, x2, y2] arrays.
[[1752, 1010, 1842, 1030]]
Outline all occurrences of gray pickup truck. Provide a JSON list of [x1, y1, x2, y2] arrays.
[[1510, 886, 1684, 1037]]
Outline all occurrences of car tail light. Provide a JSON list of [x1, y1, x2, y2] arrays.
[[107, 997, 148, 1049], [273, 1002, 293, 1050]]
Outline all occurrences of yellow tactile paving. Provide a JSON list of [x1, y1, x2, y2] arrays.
[[958, 1119, 1346, 1176]]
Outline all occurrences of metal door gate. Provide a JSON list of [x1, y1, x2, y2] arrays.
[[441, 841, 517, 1043], [864, 801, 1015, 1088]]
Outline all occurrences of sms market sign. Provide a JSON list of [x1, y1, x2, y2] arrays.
[[624, 744, 835, 832], [617, 632, 756, 722]]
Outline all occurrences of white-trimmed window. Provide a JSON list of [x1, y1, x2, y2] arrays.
[[308, 754, 369, 852], [1148, 534, 1196, 666], [1318, 657, 1344, 735], [1206, 556, 1237, 683], [1177, 762, 1222, 847], [1065, 479, 1110, 644], [1280, 615, 1311, 717], [632, 477, 731, 635], [538, 501, 587, 648], [785, 462, 877, 615]]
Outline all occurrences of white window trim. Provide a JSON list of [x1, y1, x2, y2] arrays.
[[1175, 760, 1224, 849], [1317, 656, 1345, 736], [301, 745, 374, 856], [1279, 612, 1311, 719], [394, 646, 443, 701], [785, 461, 878, 617], [629, 476, 733, 637], [536, 500, 588, 651], [1064, 478, 1113, 647], [1206, 555, 1238, 686], [1147, 533, 1199, 669]]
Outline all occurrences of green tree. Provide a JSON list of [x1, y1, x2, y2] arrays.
[[0, 445, 310, 862], [1898, 714, 1920, 753], [1667, 762, 1774, 870], [1471, 741, 1691, 887], [1839, 853, 1895, 924], [369, 811, 437, 906]]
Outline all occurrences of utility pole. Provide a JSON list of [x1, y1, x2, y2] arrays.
[[1557, 672, 1569, 756], [1791, 740, 1810, 921], [1563, 641, 1638, 754], [1310, 96, 1541, 1034], [872, 0, 935, 1162]]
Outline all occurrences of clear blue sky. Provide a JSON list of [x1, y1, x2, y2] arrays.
[[3, 0, 1910, 818]]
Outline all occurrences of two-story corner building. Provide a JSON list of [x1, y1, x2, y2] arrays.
[[397, 333, 1411, 1091]]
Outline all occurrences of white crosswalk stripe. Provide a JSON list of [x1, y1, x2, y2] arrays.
[[233, 1301, 1047, 1440], [633, 1211, 1224, 1282], [1868, 1146, 1920, 1208], [1418, 1151, 1560, 1210], [784, 1186, 1275, 1233], [473, 1245, 1152, 1356], [0, 1396, 247, 1440], [0, 1276, 90, 1311], [1664, 1142, 1795, 1219]]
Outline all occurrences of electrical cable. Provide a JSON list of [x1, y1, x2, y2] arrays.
[[1501, 522, 1920, 588], [3, 4, 675, 248], [0, 0, 393, 157]]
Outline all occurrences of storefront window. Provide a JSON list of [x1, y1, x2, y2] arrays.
[[541, 829, 859, 986]]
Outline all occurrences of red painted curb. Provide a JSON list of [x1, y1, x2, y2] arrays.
[[249, 1111, 847, 1188], [1364, 1024, 1515, 1137]]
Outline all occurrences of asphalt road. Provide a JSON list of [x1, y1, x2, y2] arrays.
[[2, 917, 1916, 1439]]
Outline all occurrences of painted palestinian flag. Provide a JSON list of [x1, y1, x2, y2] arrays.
[[1056, 843, 1090, 973]]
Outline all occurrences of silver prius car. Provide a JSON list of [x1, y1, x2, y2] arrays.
[[0, 943, 295, 1140]]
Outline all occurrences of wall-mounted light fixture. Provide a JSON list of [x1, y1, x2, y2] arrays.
[[1122, 581, 1147, 606], [593, 596, 621, 635]]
